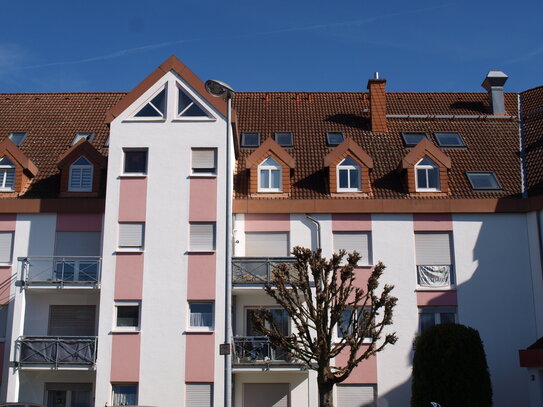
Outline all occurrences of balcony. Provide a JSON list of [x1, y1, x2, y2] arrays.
[[417, 265, 453, 288], [20, 257, 101, 288], [232, 336, 303, 366], [16, 336, 97, 369], [232, 257, 296, 285]]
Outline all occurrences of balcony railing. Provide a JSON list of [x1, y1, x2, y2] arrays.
[[417, 265, 453, 288], [232, 257, 296, 284], [20, 256, 101, 286], [233, 336, 301, 365], [17, 336, 97, 367]]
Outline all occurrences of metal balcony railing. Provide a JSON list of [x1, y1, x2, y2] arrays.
[[20, 257, 101, 286], [417, 265, 453, 288], [17, 336, 98, 367], [232, 257, 296, 284], [232, 336, 300, 365]]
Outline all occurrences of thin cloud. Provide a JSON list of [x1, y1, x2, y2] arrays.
[[506, 43, 543, 65]]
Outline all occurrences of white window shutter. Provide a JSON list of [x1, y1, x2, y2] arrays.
[[192, 149, 216, 170], [0, 232, 13, 263], [119, 223, 144, 248], [337, 385, 376, 407], [415, 233, 452, 265], [245, 232, 289, 257], [333, 232, 371, 265], [186, 383, 213, 407], [190, 223, 215, 251]]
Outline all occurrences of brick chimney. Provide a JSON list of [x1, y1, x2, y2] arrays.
[[367, 72, 387, 133]]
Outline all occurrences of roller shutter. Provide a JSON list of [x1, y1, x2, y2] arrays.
[[415, 233, 452, 265], [337, 385, 376, 407], [245, 233, 289, 257]]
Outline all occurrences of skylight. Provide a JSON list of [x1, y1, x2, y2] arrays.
[[435, 132, 465, 147], [134, 88, 166, 118], [274, 132, 293, 147], [241, 132, 260, 148], [326, 131, 345, 146], [8, 132, 27, 146], [466, 172, 501, 190], [71, 132, 95, 146], [401, 132, 427, 147]]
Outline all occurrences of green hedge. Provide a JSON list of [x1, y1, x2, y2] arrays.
[[411, 323, 492, 407]]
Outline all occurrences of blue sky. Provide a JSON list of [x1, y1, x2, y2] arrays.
[[1, 0, 542, 93]]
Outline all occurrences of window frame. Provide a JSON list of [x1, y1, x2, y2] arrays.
[[122, 148, 148, 176], [118, 222, 145, 251], [415, 232, 455, 289], [68, 156, 93, 192], [0, 156, 16, 192], [258, 156, 282, 192], [434, 132, 466, 148], [336, 306, 372, 341], [418, 306, 457, 333], [241, 132, 260, 148], [415, 156, 441, 192], [332, 231, 372, 266], [175, 83, 214, 121], [189, 222, 216, 252], [114, 301, 141, 332], [245, 306, 290, 336], [191, 148, 217, 177], [466, 171, 501, 191], [188, 301, 215, 331], [326, 131, 345, 146], [337, 157, 361, 192], [132, 87, 167, 121], [401, 132, 428, 147], [111, 383, 139, 406], [71, 132, 95, 146], [274, 132, 294, 147], [8, 132, 27, 146]]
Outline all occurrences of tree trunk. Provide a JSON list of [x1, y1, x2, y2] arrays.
[[317, 370, 335, 407]]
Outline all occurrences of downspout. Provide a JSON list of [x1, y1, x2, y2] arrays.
[[225, 95, 233, 407], [305, 214, 321, 250]]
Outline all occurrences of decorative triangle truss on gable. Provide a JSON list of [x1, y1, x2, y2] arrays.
[[177, 84, 212, 118], [134, 87, 167, 118]]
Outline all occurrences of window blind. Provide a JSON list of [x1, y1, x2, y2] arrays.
[[337, 385, 376, 407], [245, 232, 289, 257], [119, 223, 144, 248], [48, 305, 96, 336], [333, 232, 371, 265], [192, 149, 216, 170], [55, 232, 101, 256], [186, 383, 213, 407], [415, 233, 452, 265], [243, 383, 288, 407], [190, 223, 215, 251], [0, 232, 13, 264], [69, 166, 93, 191]]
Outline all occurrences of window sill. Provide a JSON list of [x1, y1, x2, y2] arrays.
[[185, 329, 214, 334], [119, 174, 147, 179], [0, 263, 12, 267], [123, 118, 166, 123], [112, 328, 140, 333], [172, 117, 216, 122], [415, 286, 456, 291], [116, 248, 144, 253], [187, 250, 216, 254], [189, 173, 217, 178]]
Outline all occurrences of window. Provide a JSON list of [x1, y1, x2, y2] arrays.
[[8, 132, 27, 146], [134, 88, 166, 118], [419, 307, 457, 333], [245, 232, 290, 257], [466, 171, 501, 190], [178, 86, 209, 118], [48, 305, 96, 336], [0, 305, 8, 338], [189, 302, 214, 329], [46, 384, 92, 407], [241, 132, 260, 148], [337, 385, 376, 407], [112, 383, 138, 406], [104, 137, 110, 148], [123, 149, 148, 175], [0, 232, 13, 264], [71, 132, 95, 146], [326, 131, 345, 146], [69, 156, 93, 192], [415, 156, 440, 192], [246, 308, 289, 336], [0, 156, 15, 192], [189, 222, 215, 251], [115, 302, 140, 330], [54, 231, 101, 282], [434, 132, 465, 147], [274, 132, 293, 147], [186, 383, 213, 407], [337, 157, 361, 192], [191, 148, 216, 175], [337, 307, 371, 338], [415, 232, 454, 288], [118, 223, 145, 250], [333, 232, 371, 265], [258, 156, 282, 192], [402, 132, 427, 147]]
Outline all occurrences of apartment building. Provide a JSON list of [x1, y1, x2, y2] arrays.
[[0, 56, 541, 407]]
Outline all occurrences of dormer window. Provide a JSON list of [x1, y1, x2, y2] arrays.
[[69, 156, 93, 192], [258, 157, 282, 192], [134, 88, 166, 118], [0, 157, 15, 192], [337, 157, 361, 192], [415, 157, 440, 192]]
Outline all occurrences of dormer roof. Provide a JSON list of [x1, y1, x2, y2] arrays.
[[401, 138, 451, 169], [0, 138, 38, 176], [57, 139, 106, 169], [245, 137, 295, 169], [324, 137, 373, 168]]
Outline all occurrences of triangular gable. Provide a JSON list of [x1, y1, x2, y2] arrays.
[[401, 138, 451, 169], [57, 139, 106, 169], [245, 138, 296, 169], [106, 55, 227, 123], [0, 138, 38, 176], [323, 138, 374, 168]]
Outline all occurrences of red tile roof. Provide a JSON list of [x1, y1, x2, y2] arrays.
[[521, 86, 543, 196]]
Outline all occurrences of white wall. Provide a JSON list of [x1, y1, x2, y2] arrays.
[[233, 372, 309, 407], [18, 370, 95, 404]]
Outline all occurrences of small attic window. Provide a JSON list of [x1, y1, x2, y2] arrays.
[[402, 132, 428, 147], [274, 132, 293, 147], [435, 132, 465, 147], [104, 137, 109, 148], [71, 132, 95, 146], [326, 131, 345, 146], [134, 88, 166, 118], [466, 172, 501, 190], [8, 132, 27, 146], [178, 86, 210, 118], [241, 132, 260, 148]]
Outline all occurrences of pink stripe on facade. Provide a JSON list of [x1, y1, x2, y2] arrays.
[[417, 290, 458, 306], [413, 213, 453, 231], [344, 267, 373, 303], [56, 213, 103, 231], [185, 333, 215, 382], [118, 178, 147, 222], [0, 215, 15, 231], [187, 253, 216, 300], [189, 178, 217, 222], [336, 345, 377, 384], [332, 214, 371, 231], [245, 214, 290, 232], [0, 268, 13, 305], [110, 333, 141, 382], [114, 253, 144, 300]]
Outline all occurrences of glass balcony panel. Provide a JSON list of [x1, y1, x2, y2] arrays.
[[232, 336, 299, 365], [22, 257, 101, 285], [232, 257, 295, 284]]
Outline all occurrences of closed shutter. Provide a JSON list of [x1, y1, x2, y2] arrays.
[[55, 232, 101, 256], [118, 223, 144, 248], [245, 232, 289, 257], [0, 305, 7, 337], [333, 232, 371, 265], [186, 383, 213, 407], [48, 305, 96, 336], [337, 385, 376, 407], [190, 223, 215, 251], [0, 232, 13, 263], [192, 149, 216, 171], [69, 166, 93, 191], [415, 233, 452, 265], [243, 383, 289, 407]]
